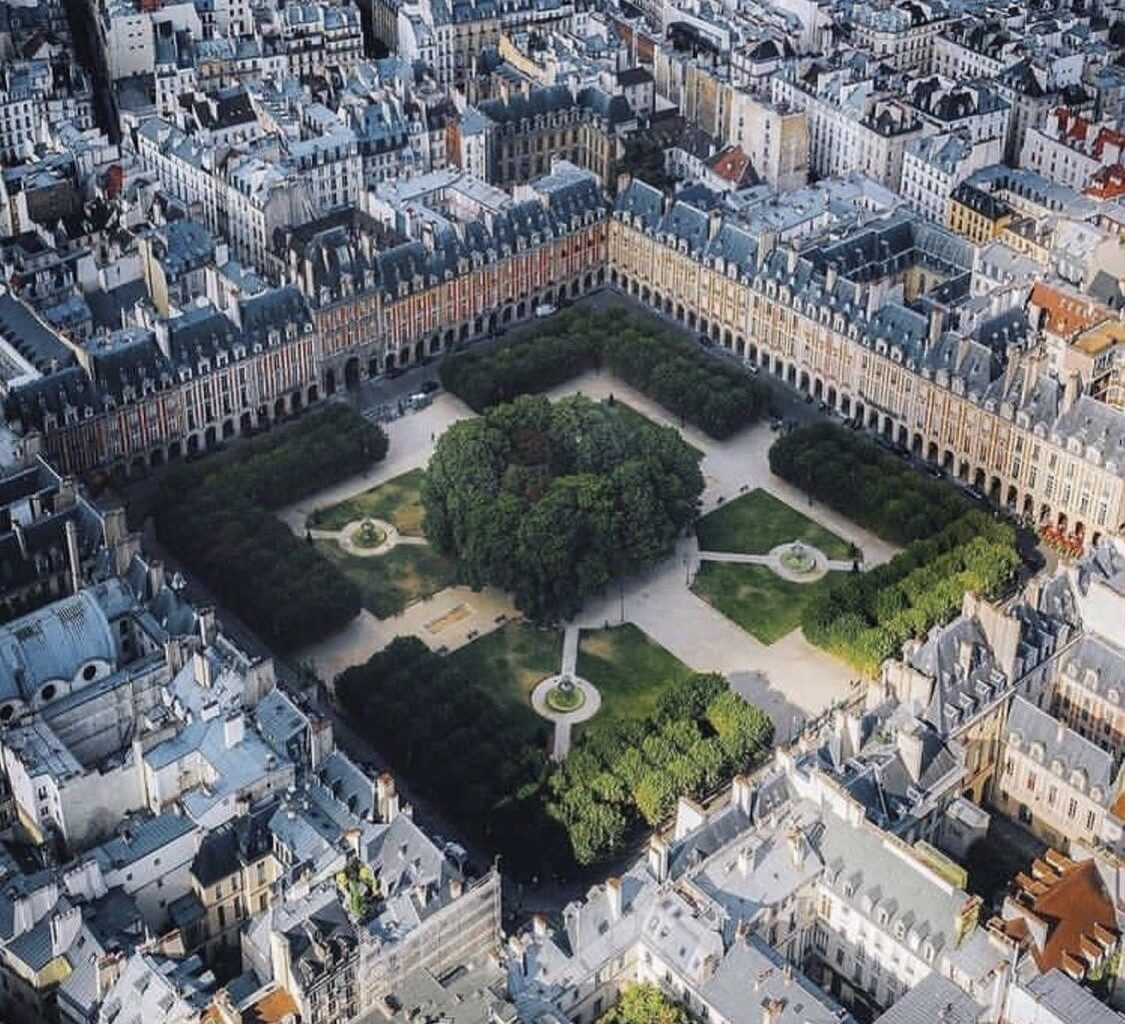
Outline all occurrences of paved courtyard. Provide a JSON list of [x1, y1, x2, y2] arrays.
[[281, 373, 897, 736]]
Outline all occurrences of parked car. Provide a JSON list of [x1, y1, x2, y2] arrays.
[[535, 303, 557, 318]]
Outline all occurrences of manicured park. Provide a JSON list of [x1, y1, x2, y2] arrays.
[[696, 488, 853, 559], [576, 624, 693, 729], [314, 540, 455, 619], [312, 467, 427, 535], [692, 561, 841, 645], [446, 621, 562, 711]]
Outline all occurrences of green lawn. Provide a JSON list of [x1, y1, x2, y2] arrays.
[[692, 562, 842, 644], [447, 621, 562, 716], [314, 539, 454, 618], [311, 468, 428, 535], [609, 400, 703, 459], [576, 623, 694, 729], [696, 489, 853, 560]]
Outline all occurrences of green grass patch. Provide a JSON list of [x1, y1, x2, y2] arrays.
[[311, 468, 427, 535], [576, 623, 694, 729], [692, 562, 841, 644], [696, 489, 853, 560], [447, 621, 562, 714], [609, 400, 703, 459], [314, 539, 454, 618]]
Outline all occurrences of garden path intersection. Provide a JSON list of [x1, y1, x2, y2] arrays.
[[282, 373, 893, 739]]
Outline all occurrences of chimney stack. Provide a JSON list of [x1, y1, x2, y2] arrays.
[[198, 606, 217, 647], [605, 876, 622, 920], [898, 721, 925, 784], [928, 306, 943, 348], [148, 559, 165, 598], [732, 774, 753, 815], [648, 834, 669, 883], [65, 518, 82, 596]]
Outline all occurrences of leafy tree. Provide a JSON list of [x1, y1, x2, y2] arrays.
[[424, 394, 702, 622], [599, 986, 690, 1024]]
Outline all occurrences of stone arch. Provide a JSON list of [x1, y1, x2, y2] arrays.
[[240, 411, 254, 434], [325, 368, 337, 396], [204, 425, 218, 449], [168, 441, 182, 461], [222, 419, 235, 440], [150, 448, 165, 468], [413, 341, 425, 363], [927, 441, 939, 463], [517, 300, 527, 320], [813, 378, 824, 400]]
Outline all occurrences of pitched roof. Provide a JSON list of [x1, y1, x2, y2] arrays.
[[1004, 851, 1118, 975]]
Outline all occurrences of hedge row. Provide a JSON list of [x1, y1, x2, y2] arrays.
[[440, 306, 767, 438], [154, 403, 387, 651], [769, 423, 972, 545], [547, 674, 773, 863]]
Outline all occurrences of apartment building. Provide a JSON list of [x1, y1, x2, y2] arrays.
[[609, 179, 1125, 544], [995, 695, 1123, 851], [771, 63, 925, 190]]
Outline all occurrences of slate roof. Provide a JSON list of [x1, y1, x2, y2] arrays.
[[872, 971, 984, 1024], [94, 812, 198, 872], [0, 290, 74, 373], [1021, 969, 1125, 1024], [0, 580, 129, 703], [1007, 696, 1117, 803]]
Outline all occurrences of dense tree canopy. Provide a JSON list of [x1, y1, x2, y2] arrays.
[[549, 673, 773, 863], [440, 306, 767, 439], [769, 423, 971, 544], [423, 394, 704, 621], [338, 641, 772, 870], [597, 986, 690, 1024], [770, 423, 1022, 673], [336, 637, 556, 870], [803, 511, 1020, 673], [154, 404, 388, 651]]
